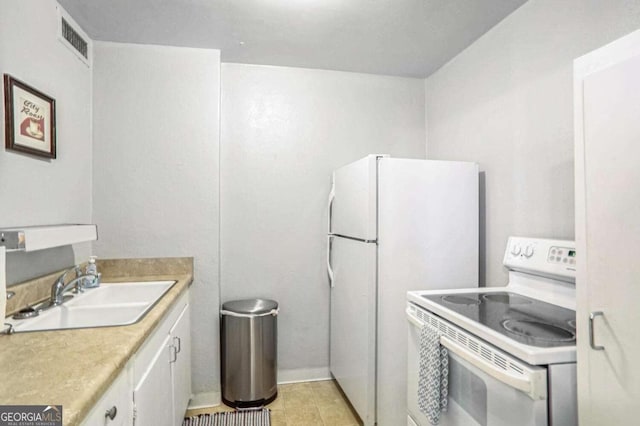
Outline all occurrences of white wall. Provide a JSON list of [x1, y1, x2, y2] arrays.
[[92, 42, 221, 398], [0, 1, 92, 284], [220, 63, 425, 381], [425, 0, 640, 285]]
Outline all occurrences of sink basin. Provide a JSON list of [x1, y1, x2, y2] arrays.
[[15, 303, 149, 332], [7, 280, 176, 333], [65, 281, 175, 307]]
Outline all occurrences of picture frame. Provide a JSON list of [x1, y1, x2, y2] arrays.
[[3, 74, 56, 159]]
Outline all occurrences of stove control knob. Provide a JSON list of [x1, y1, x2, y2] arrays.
[[511, 244, 522, 256], [524, 245, 535, 258]]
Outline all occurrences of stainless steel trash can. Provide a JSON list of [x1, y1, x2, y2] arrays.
[[221, 298, 278, 408]]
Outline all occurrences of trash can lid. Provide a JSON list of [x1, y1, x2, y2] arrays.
[[222, 298, 278, 315]]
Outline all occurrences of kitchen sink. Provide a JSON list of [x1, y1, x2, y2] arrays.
[[7, 281, 176, 333], [65, 281, 175, 307]]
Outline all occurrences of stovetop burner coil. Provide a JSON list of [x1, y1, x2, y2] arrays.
[[482, 293, 532, 305], [502, 319, 576, 342], [441, 295, 481, 305]]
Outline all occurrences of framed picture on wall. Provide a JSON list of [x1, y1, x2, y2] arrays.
[[3, 74, 56, 159]]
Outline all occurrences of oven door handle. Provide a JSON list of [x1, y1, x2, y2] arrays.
[[406, 308, 423, 328], [406, 308, 547, 401], [439, 336, 546, 400]]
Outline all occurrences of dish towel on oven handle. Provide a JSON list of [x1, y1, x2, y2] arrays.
[[417, 322, 449, 425]]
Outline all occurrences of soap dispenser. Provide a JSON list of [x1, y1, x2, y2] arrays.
[[85, 256, 101, 288]]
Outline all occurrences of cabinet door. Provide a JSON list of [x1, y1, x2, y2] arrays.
[[576, 36, 640, 425], [133, 334, 173, 426], [81, 364, 133, 426], [170, 304, 191, 426]]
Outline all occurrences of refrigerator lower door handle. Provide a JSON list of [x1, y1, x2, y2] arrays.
[[327, 177, 335, 234], [327, 235, 334, 287]]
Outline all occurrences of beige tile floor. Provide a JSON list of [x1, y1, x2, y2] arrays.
[[185, 380, 363, 426]]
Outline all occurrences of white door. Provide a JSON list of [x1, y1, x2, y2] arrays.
[[170, 304, 191, 426], [331, 155, 381, 240], [134, 334, 173, 426], [329, 236, 376, 426], [575, 31, 640, 426]]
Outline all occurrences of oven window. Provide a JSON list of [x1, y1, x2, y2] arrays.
[[449, 357, 488, 426]]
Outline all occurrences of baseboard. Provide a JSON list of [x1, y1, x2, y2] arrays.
[[188, 391, 221, 410], [277, 367, 332, 384], [187, 367, 332, 409]]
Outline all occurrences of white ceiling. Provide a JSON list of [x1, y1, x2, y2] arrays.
[[57, 0, 527, 78]]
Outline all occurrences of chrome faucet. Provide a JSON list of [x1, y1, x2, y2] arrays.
[[49, 266, 97, 307]]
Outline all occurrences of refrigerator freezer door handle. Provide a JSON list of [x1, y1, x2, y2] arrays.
[[327, 235, 335, 287]]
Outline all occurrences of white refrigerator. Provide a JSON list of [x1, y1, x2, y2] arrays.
[[327, 155, 479, 426]]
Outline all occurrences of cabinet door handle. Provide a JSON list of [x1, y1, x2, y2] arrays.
[[174, 336, 181, 354], [105, 406, 117, 420], [589, 311, 605, 351], [170, 345, 178, 363]]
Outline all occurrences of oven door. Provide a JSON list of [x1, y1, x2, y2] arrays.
[[407, 304, 548, 426]]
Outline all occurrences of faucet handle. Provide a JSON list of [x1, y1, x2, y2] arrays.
[[74, 266, 84, 292], [56, 264, 81, 285]]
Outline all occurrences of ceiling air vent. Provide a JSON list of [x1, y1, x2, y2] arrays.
[[56, 5, 92, 67]]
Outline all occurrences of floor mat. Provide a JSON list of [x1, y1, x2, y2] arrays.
[[183, 408, 271, 426]]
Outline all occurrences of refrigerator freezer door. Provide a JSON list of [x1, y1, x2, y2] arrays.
[[330, 236, 376, 426], [330, 155, 381, 241], [376, 158, 479, 426]]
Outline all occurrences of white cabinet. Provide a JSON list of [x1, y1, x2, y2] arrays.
[[82, 364, 133, 426], [574, 29, 640, 425], [133, 293, 191, 426], [133, 334, 173, 425], [170, 304, 192, 426], [0, 224, 97, 252], [82, 290, 191, 426]]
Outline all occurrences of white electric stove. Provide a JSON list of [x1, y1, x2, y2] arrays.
[[406, 237, 577, 426]]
